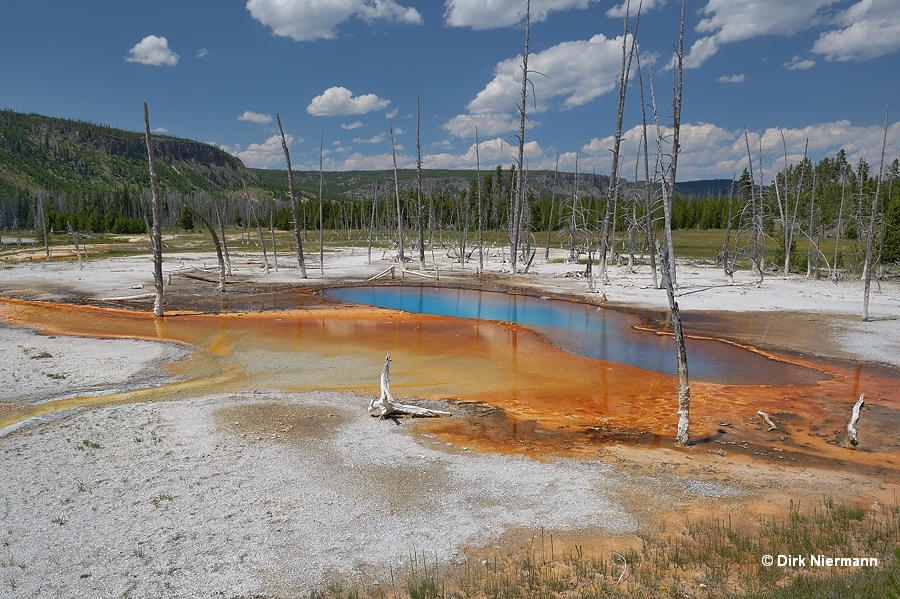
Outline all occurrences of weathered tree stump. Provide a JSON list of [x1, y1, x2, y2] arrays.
[[368, 355, 450, 418]]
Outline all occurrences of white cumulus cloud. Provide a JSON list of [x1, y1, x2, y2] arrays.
[[444, 0, 596, 29], [307, 87, 390, 116], [125, 35, 179, 66], [352, 134, 386, 145], [341, 121, 364, 130], [685, 0, 839, 68], [606, 0, 666, 19], [717, 74, 745, 83], [221, 134, 302, 169], [785, 55, 816, 70], [237, 111, 273, 125], [247, 0, 422, 42], [812, 0, 900, 61], [445, 33, 627, 139]]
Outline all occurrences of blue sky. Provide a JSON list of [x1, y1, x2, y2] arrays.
[[2, 0, 898, 181]]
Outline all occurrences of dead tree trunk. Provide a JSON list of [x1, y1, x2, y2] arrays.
[[389, 121, 405, 265], [368, 355, 450, 418], [510, 0, 532, 274], [318, 132, 325, 275], [476, 127, 485, 271], [216, 204, 233, 276], [636, 51, 659, 289], [416, 99, 427, 271], [863, 96, 890, 321], [847, 394, 865, 447], [276, 114, 307, 278], [143, 102, 165, 317], [659, 241, 691, 446], [186, 206, 226, 291], [67, 222, 83, 269], [598, 0, 640, 281]]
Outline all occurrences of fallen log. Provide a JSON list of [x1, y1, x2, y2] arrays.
[[368, 355, 450, 418], [847, 394, 865, 448]]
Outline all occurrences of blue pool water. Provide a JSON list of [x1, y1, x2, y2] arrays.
[[326, 285, 827, 385]]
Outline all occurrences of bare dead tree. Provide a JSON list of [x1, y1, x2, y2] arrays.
[[215, 203, 233, 276], [657, 0, 690, 447], [806, 169, 818, 278], [276, 113, 307, 278], [476, 127, 484, 270], [416, 99, 427, 271], [636, 50, 659, 288], [367, 182, 377, 264], [270, 203, 279, 272], [142, 102, 165, 317], [832, 164, 849, 281], [598, 0, 641, 281], [863, 94, 891, 321], [318, 132, 325, 275], [389, 120, 405, 265], [743, 129, 763, 283], [246, 196, 269, 274], [185, 206, 226, 292], [545, 152, 559, 261], [510, 0, 532, 274]]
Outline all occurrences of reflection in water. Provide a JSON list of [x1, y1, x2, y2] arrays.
[[327, 286, 827, 386]]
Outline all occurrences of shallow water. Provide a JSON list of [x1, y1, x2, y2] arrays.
[[2, 294, 898, 469], [326, 285, 827, 386]]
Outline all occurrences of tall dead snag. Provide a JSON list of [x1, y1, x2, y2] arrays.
[[636, 51, 658, 288], [660, 1, 683, 288], [389, 120, 405, 265], [416, 99, 427, 271], [847, 394, 865, 447], [659, 241, 691, 446], [863, 95, 891, 321], [476, 127, 485, 270], [318, 132, 325, 275], [185, 206, 226, 292], [599, 0, 640, 281], [368, 355, 450, 418], [276, 114, 307, 278], [658, 0, 690, 447], [143, 102, 165, 317], [510, 0, 532, 274]]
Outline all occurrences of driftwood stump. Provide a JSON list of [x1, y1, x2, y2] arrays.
[[847, 394, 865, 448], [368, 355, 450, 418]]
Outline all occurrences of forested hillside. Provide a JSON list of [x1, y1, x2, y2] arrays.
[[1, 110, 897, 274]]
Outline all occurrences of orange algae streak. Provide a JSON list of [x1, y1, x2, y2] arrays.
[[2, 298, 899, 471]]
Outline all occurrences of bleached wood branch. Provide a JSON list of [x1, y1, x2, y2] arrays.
[[757, 410, 777, 431], [368, 355, 450, 418], [847, 393, 865, 448], [366, 265, 395, 282]]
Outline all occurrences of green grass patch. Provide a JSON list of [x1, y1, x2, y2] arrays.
[[309, 498, 900, 599]]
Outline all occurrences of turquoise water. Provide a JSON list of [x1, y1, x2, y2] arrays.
[[326, 285, 827, 386]]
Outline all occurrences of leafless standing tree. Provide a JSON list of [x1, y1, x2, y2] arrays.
[[510, 0, 533, 273], [185, 205, 226, 292], [832, 164, 849, 281], [415, 99, 427, 271], [476, 127, 484, 270], [142, 102, 165, 317], [636, 50, 659, 288], [276, 114, 307, 278], [657, 0, 690, 447], [863, 95, 891, 321], [318, 132, 325, 275], [389, 120, 405, 265], [599, 0, 642, 281]]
